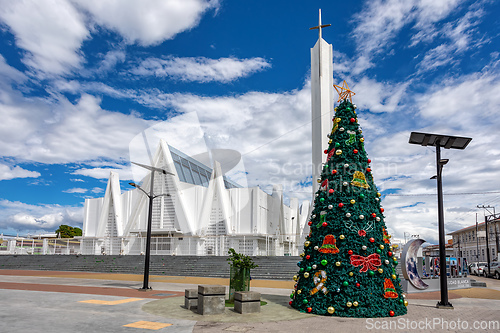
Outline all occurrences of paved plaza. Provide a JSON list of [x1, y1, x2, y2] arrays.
[[0, 270, 499, 332]]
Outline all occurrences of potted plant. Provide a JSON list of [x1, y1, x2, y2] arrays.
[[227, 248, 258, 302]]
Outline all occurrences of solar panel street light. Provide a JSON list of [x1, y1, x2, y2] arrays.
[[409, 132, 472, 309]]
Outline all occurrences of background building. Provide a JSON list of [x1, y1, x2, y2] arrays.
[[81, 140, 311, 256], [448, 219, 500, 263]]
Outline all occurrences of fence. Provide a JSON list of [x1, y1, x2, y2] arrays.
[[0, 234, 301, 256], [0, 238, 81, 255]]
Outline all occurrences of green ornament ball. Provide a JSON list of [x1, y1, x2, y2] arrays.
[[300, 267, 304, 272], [359, 193, 365, 199], [320, 198, 325, 202], [306, 266, 312, 271], [343, 281, 349, 287], [303, 299, 308, 304], [290, 293, 294, 299], [335, 142, 340, 147], [368, 270, 375, 277], [376, 249, 382, 254], [321, 259, 328, 266]]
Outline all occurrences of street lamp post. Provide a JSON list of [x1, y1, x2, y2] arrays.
[[130, 161, 174, 290], [409, 132, 472, 309]]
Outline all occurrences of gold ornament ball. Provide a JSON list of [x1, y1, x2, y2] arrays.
[[378, 268, 383, 273], [346, 302, 352, 307], [327, 306, 335, 314], [328, 140, 332, 144], [392, 274, 397, 279], [339, 235, 345, 240], [349, 272, 353, 277], [404, 300, 408, 306], [335, 261, 341, 267], [304, 272, 310, 278], [305, 241, 311, 247], [297, 289, 302, 294], [379, 245, 385, 250], [335, 117, 341, 123], [360, 138, 364, 142], [389, 246, 393, 251], [377, 192, 381, 197], [350, 199, 356, 204], [293, 275, 298, 281], [317, 179, 321, 183], [336, 149, 342, 155], [300, 252, 305, 257], [353, 301, 359, 307]]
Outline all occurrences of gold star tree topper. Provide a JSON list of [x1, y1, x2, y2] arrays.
[[333, 80, 355, 103]]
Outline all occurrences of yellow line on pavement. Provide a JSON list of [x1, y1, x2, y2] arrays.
[[79, 298, 144, 305], [123, 321, 172, 330]]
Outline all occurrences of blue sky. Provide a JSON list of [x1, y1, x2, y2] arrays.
[[1, 0, 500, 243]]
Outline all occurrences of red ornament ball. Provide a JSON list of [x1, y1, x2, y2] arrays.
[[353, 149, 358, 154], [388, 251, 393, 257], [322, 222, 328, 227], [350, 118, 355, 122], [366, 168, 371, 172], [380, 208, 385, 213], [306, 255, 311, 260], [307, 307, 312, 313], [308, 221, 312, 226], [369, 237, 375, 243], [358, 230, 367, 237], [367, 159, 371, 163], [289, 301, 293, 305], [389, 310, 395, 317], [338, 203, 344, 208], [332, 169, 337, 175], [356, 282, 360, 287], [348, 250, 353, 255], [371, 213, 377, 218], [324, 149, 328, 154], [329, 189, 334, 194]]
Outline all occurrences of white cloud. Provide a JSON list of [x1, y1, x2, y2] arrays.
[[130, 56, 271, 83], [0, 87, 153, 163], [416, 7, 485, 73], [73, 0, 220, 46], [350, 0, 468, 75], [0, 0, 89, 75], [0, 199, 82, 233], [351, 77, 410, 113], [72, 166, 134, 180], [0, 164, 40, 181], [63, 188, 88, 193], [0, 0, 219, 75], [91, 187, 104, 193]]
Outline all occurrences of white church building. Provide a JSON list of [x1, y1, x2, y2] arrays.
[[81, 10, 335, 257], [82, 140, 311, 256]]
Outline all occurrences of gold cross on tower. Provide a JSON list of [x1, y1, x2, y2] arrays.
[[309, 9, 331, 39], [333, 80, 356, 103]]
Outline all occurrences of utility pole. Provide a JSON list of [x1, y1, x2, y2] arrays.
[[477, 205, 495, 276], [476, 213, 479, 264]]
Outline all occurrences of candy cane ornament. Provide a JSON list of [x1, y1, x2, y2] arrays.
[[310, 270, 328, 295]]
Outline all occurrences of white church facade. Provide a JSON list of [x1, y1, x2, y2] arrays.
[[81, 140, 311, 256]]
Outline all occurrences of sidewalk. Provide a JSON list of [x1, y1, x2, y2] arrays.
[[0, 269, 499, 332]]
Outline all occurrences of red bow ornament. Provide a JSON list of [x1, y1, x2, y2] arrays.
[[350, 253, 381, 273]]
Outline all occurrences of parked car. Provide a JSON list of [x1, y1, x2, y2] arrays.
[[469, 262, 487, 276], [483, 262, 500, 279]]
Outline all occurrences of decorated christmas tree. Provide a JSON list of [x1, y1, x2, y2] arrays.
[[290, 81, 408, 318]]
